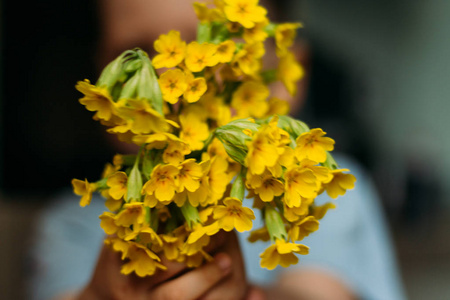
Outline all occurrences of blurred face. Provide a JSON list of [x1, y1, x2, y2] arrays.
[[97, 0, 307, 153], [98, 0, 198, 68]]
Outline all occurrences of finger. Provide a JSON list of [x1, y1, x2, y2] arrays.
[[245, 286, 267, 300], [130, 256, 188, 289], [150, 253, 232, 300], [203, 229, 227, 254], [198, 233, 248, 300]]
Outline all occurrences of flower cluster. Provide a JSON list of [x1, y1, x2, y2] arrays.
[[72, 0, 356, 276]]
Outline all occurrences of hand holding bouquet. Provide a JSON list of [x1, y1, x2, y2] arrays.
[[72, 0, 356, 277]]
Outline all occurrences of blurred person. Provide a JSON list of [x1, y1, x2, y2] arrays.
[[26, 1, 405, 299]]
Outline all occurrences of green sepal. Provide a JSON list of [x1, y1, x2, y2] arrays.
[[260, 69, 277, 84], [142, 149, 154, 181], [215, 119, 260, 165], [181, 203, 201, 229], [126, 156, 143, 202], [96, 50, 136, 90], [264, 204, 288, 241], [197, 22, 212, 43], [150, 208, 159, 232], [265, 23, 277, 37], [139, 52, 164, 115], [277, 115, 310, 140], [94, 178, 108, 190], [119, 71, 139, 100], [230, 167, 246, 200], [321, 152, 339, 170]]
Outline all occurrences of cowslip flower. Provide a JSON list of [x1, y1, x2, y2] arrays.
[[215, 40, 236, 63], [295, 128, 335, 163], [178, 159, 203, 193], [115, 202, 146, 228], [179, 113, 209, 151], [76, 80, 122, 125], [275, 23, 302, 55], [243, 19, 269, 43], [284, 167, 318, 207], [152, 30, 186, 69], [114, 99, 170, 134], [245, 130, 279, 175], [121, 242, 167, 277], [72, 178, 97, 207], [213, 197, 255, 232], [159, 68, 187, 104], [260, 239, 309, 270], [288, 215, 319, 242], [232, 42, 265, 76], [142, 164, 180, 201], [277, 51, 304, 96], [106, 171, 127, 200], [253, 175, 284, 202], [183, 71, 207, 103], [325, 169, 356, 199], [231, 81, 269, 118], [185, 42, 219, 72], [223, 0, 267, 29]]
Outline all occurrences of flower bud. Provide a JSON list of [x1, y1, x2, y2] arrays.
[[277, 115, 310, 140], [215, 119, 260, 165]]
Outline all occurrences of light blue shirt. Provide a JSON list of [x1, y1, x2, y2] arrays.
[[27, 155, 406, 300]]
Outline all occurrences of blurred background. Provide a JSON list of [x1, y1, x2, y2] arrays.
[[1, 0, 450, 299]]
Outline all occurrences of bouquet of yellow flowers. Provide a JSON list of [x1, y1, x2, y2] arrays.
[[72, 0, 356, 277]]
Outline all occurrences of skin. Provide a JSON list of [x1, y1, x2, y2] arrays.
[[55, 1, 359, 299]]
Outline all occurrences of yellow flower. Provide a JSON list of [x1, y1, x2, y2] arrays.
[[213, 197, 255, 232], [247, 227, 270, 242], [106, 171, 127, 200], [243, 19, 269, 43], [295, 128, 335, 163], [283, 200, 312, 222], [253, 175, 284, 202], [179, 113, 209, 151], [207, 156, 230, 203], [288, 216, 319, 242], [183, 71, 207, 103], [266, 97, 290, 116], [223, 0, 267, 29], [193, 2, 226, 23], [76, 80, 122, 124], [277, 51, 304, 96], [232, 42, 265, 76], [245, 130, 279, 175], [178, 159, 203, 193], [312, 202, 336, 220], [160, 235, 183, 260], [275, 23, 302, 55], [124, 226, 163, 247], [115, 99, 170, 134], [284, 167, 318, 207], [182, 223, 217, 256], [215, 40, 236, 63], [260, 239, 309, 270], [231, 81, 269, 118], [187, 161, 211, 206], [72, 178, 97, 207], [163, 140, 192, 165], [185, 42, 219, 72], [159, 69, 187, 104], [152, 30, 186, 69], [99, 212, 119, 235], [325, 169, 356, 199], [115, 202, 146, 228], [121, 242, 166, 277], [142, 164, 180, 201]]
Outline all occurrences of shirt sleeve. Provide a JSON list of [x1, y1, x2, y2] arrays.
[[26, 191, 106, 300]]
